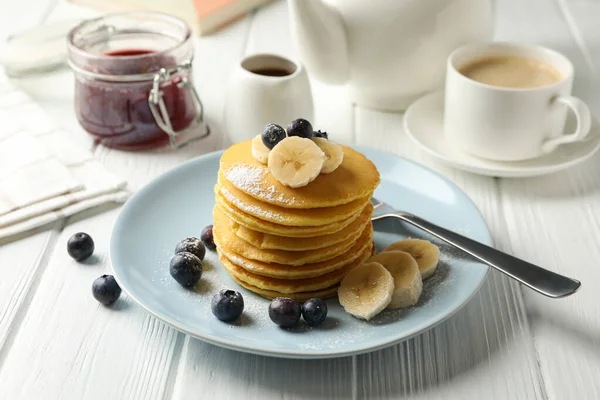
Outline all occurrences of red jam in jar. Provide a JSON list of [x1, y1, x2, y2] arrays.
[[68, 13, 208, 150], [106, 49, 153, 57]]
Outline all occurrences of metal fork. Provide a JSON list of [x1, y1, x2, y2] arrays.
[[371, 198, 581, 298]]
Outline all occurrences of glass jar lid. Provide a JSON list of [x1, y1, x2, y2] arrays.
[[67, 12, 193, 81]]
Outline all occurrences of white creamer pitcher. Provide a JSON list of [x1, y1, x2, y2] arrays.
[[224, 54, 313, 144]]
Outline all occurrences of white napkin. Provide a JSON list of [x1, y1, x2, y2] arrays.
[[0, 79, 129, 240]]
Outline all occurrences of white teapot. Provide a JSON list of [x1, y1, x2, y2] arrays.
[[288, 0, 493, 111]]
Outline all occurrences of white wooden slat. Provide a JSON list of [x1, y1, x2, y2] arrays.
[[558, 0, 600, 77], [0, 0, 89, 381], [353, 108, 544, 399], [0, 209, 182, 400], [193, 10, 255, 150], [493, 0, 600, 399], [0, 5, 101, 355], [0, 228, 58, 356], [172, 337, 354, 400], [0, 1, 104, 379], [244, 0, 291, 57]]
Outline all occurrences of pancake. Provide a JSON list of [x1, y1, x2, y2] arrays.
[[220, 254, 353, 294], [220, 140, 380, 209], [229, 275, 340, 301], [213, 209, 363, 265], [216, 175, 371, 226], [219, 232, 373, 279], [232, 203, 373, 251], [215, 194, 360, 237]]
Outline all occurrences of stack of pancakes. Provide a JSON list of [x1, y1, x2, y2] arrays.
[[213, 139, 380, 301]]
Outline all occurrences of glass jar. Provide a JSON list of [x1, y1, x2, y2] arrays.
[[67, 13, 209, 150]]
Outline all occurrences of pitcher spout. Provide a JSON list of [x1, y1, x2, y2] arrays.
[[288, 0, 349, 85]]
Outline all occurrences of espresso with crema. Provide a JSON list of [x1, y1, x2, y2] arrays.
[[458, 56, 563, 88]]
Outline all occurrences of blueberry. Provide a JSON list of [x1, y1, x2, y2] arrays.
[[175, 237, 206, 261], [301, 298, 328, 326], [170, 252, 203, 287], [313, 130, 328, 139], [201, 225, 216, 251], [268, 297, 301, 328], [287, 119, 314, 139], [67, 232, 95, 261], [211, 289, 244, 322], [261, 123, 287, 149], [92, 274, 122, 305]]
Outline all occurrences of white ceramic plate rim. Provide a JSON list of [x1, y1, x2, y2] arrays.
[[404, 91, 600, 178], [110, 147, 491, 359]]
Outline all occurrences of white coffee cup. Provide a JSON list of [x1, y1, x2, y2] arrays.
[[224, 54, 313, 144], [444, 42, 591, 161]]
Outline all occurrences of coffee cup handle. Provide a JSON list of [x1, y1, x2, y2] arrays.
[[542, 95, 592, 153]]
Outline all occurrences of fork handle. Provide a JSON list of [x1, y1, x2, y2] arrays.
[[374, 212, 581, 298]]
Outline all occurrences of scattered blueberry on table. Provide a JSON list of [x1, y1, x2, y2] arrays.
[[269, 297, 301, 328], [261, 123, 287, 149], [67, 232, 95, 261], [211, 289, 245, 322], [175, 237, 206, 261], [201, 225, 216, 251], [92, 275, 122, 305], [301, 298, 328, 326], [286, 118, 314, 139], [170, 252, 203, 287]]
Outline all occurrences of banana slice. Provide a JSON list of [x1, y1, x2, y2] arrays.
[[312, 137, 344, 174], [338, 262, 394, 320], [367, 251, 422, 309], [251, 134, 270, 164], [268, 136, 325, 188], [383, 238, 440, 279]]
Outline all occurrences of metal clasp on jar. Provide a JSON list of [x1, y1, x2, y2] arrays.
[[148, 60, 210, 149]]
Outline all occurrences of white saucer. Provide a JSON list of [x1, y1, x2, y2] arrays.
[[404, 91, 600, 178]]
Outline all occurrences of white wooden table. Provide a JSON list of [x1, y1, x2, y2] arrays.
[[1, 0, 600, 398]]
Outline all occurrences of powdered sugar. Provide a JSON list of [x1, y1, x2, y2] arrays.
[[220, 186, 281, 222], [227, 253, 250, 268], [223, 163, 304, 206], [155, 247, 273, 328], [265, 185, 293, 204], [223, 163, 267, 196]]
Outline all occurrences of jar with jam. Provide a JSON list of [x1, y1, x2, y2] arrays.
[[67, 13, 209, 150]]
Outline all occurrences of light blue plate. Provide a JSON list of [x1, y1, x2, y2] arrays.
[[110, 147, 490, 359]]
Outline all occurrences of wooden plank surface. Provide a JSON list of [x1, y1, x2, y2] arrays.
[[0, 0, 89, 388], [0, 228, 58, 356], [495, 1, 600, 399], [0, 0, 79, 367], [0, 0, 599, 398]]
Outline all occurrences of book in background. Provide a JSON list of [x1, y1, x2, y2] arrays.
[[67, 0, 274, 35]]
